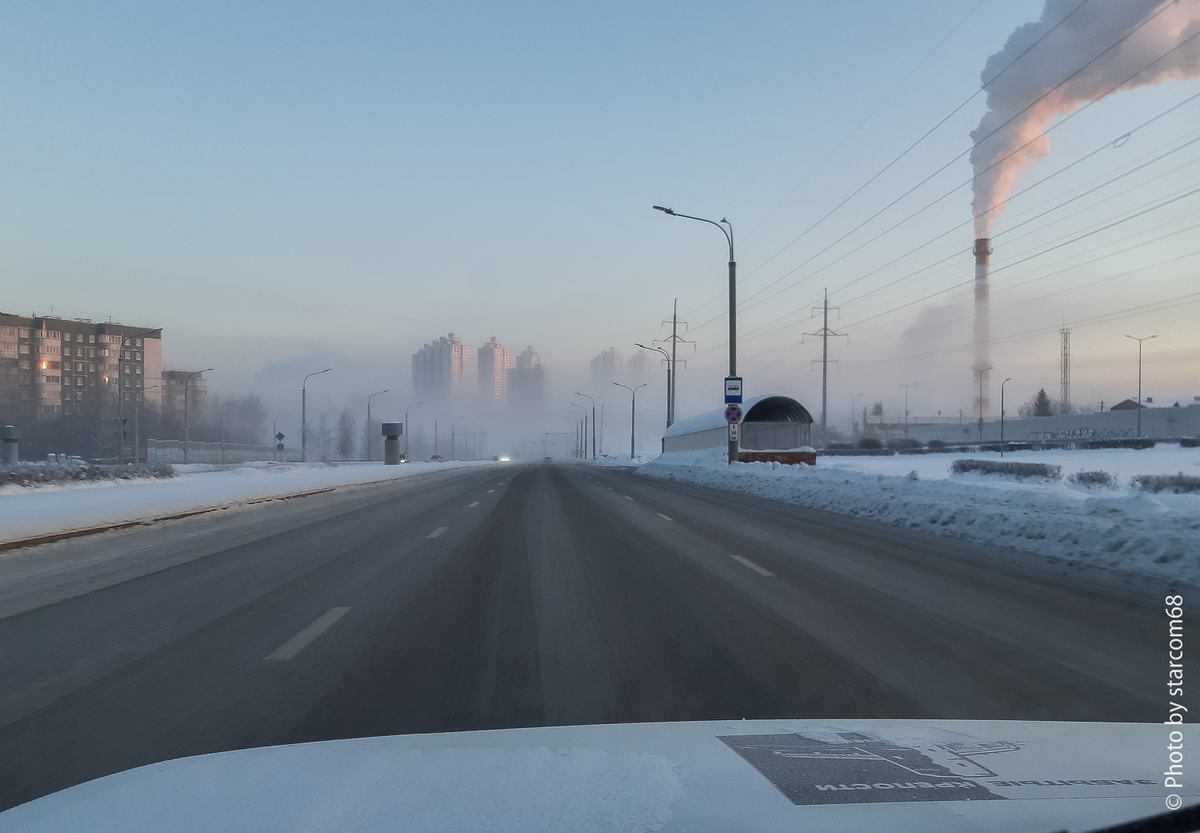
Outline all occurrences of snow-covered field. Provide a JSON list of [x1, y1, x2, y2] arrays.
[[640, 445, 1200, 585], [0, 460, 494, 546]]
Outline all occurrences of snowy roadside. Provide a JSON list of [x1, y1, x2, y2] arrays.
[[638, 446, 1200, 585], [0, 460, 496, 547]]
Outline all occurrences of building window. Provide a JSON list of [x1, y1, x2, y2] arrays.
[[88, 362, 96, 371], [18, 360, 30, 370], [88, 378, 96, 386], [135, 366, 142, 375], [88, 335, 95, 343], [76, 391, 84, 400], [88, 348, 95, 357], [123, 392, 130, 401], [62, 376, 71, 386], [76, 376, 84, 386]]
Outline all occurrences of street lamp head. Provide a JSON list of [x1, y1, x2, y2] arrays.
[[652, 205, 675, 215]]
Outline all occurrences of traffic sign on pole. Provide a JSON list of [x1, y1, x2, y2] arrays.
[[724, 376, 743, 404], [275, 432, 285, 442], [724, 403, 743, 424], [728, 422, 740, 443]]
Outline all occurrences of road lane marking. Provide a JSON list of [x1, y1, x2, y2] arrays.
[[657, 513, 674, 522], [625, 496, 635, 501], [427, 527, 449, 538], [487, 489, 495, 493], [468, 502, 479, 507], [607, 487, 613, 490], [265, 607, 351, 662], [730, 554, 774, 577]]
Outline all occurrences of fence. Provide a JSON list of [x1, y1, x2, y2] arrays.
[[147, 439, 300, 464]]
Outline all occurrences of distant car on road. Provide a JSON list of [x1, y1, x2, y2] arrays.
[[543, 457, 553, 463], [430, 454, 445, 462]]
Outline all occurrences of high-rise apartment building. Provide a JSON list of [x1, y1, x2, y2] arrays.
[[0, 312, 162, 424], [508, 345, 546, 403], [590, 347, 623, 384], [478, 337, 511, 401], [412, 333, 470, 396]]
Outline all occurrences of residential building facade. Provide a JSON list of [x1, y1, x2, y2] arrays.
[[412, 333, 470, 396]]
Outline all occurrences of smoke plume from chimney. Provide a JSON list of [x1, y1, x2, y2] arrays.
[[971, 0, 1200, 237]]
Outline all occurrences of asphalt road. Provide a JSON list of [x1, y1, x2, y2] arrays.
[[0, 462, 1167, 810]]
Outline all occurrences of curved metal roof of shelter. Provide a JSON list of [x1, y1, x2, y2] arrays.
[[662, 395, 814, 439]]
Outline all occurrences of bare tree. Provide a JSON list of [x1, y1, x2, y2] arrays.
[[336, 408, 356, 461], [315, 413, 332, 462]]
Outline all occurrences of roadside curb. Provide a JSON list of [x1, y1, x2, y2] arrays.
[[0, 487, 337, 553]]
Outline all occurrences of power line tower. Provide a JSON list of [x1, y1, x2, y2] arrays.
[[803, 289, 848, 447], [1060, 326, 1071, 414], [654, 298, 694, 427]]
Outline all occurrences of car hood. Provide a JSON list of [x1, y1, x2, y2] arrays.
[[0, 719, 1193, 832]]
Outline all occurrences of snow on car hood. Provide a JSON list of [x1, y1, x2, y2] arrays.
[[0, 719, 1193, 832]]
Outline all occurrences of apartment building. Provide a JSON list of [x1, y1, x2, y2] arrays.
[[412, 333, 470, 396], [0, 312, 162, 425], [478, 337, 512, 401]]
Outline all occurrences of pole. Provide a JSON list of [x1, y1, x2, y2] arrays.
[[821, 290, 829, 444], [613, 382, 645, 460], [574, 392, 597, 461], [670, 298, 678, 426], [182, 367, 212, 465], [652, 206, 734, 463], [1126, 334, 1157, 437], [301, 368, 332, 463], [366, 389, 389, 461], [404, 402, 422, 461], [1000, 377, 1011, 456], [898, 383, 917, 439]]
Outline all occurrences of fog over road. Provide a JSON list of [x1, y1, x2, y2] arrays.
[[0, 462, 1163, 810]]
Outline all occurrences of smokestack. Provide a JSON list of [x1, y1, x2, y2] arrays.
[[973, 238, 992, 419]]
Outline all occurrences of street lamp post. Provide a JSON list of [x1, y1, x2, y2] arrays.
[[116, 328, 159, 464], [434, 410, 450, 457], [182, 368, 213, 465], [272, 412, 290, 461], [570, 405, 588, 459], [1000, 378, 1012, 457], [302, 368, 332, 463], [634, 343, 672, 433], [613, 382, 646, 461], [220, 399, 242, 465], [897, 383, 917, 439], [848, 393, 862, 440], [1125, 334, 1157, 437], [654, 205, 736, 464], [366, 389, 390, 461], [574, 392, 596, 460], [404, 402, 423, 461], [973, 364, 992, 444]]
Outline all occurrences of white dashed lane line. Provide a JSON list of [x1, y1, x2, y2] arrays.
[[657, 513, 674, 522], [730, 554, 775, 577], [487, 489, 495, 493], [426, 527, 449, 539], [264, 607, 351, 662], [625, 496, 635, 501], [468, 502, 479, 508]]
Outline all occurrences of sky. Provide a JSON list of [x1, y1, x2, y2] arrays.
[[2, 0, 1198, 452]]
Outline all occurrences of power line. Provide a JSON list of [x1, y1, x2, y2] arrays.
[[681, 0, 1091, 320], [726, 21, 1200, 325]]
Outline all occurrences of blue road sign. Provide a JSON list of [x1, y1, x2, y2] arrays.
[[725, 403, 743, 424]]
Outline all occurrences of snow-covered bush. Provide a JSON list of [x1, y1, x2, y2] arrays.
[[1067, 470, 1117, 489], [0, 463, 174, 488], [949, 459, 1062, 480], [1131, 472, 1200, 494]]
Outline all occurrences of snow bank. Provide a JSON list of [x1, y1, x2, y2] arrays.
[[0, 460, 495, 546], [639, 446, 1200, 585]]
